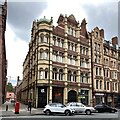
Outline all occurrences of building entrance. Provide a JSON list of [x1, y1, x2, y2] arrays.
[[38, 87, 47, 108], [68, 90, 77, 102]]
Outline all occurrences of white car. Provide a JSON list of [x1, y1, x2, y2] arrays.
[[66, 102, 95, 115], [43, 103, 75, 116]]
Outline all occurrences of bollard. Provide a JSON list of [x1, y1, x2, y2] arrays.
[[6, 105, 8, 111]]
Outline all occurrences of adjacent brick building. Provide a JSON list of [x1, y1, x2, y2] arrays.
[[90, 28, 120, 107], [0, 1, 7, 104]]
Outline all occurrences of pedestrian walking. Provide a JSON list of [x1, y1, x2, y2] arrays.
[[6, 105, 8, 111], [28, 99, 32, 113]]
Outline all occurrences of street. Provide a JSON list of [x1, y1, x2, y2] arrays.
[[1, 112, 119, 120], [0, 102, 119, 120]]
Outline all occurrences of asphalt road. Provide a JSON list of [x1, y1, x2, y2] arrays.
[[1, 112, 119, 120]]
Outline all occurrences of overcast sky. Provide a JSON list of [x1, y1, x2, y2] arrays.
[[5, 0, 119, 86]]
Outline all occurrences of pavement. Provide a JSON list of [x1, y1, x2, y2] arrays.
[[0, 101, 44, 117]]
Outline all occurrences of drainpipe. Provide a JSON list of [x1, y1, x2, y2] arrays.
[[90, 33, 95, 106], [48, 31, 51, 103], [27, 51, 30, 104], [35, 33, 38, 108]]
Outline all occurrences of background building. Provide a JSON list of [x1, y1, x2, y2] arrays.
[[91, 28, 120, 107], [0, 1, 7, 105]]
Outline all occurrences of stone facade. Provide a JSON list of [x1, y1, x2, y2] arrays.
[[0, 1, 7, 105], [17, 14, 120, 108]]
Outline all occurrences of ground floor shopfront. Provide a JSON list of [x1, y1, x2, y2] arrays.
[[93, 92, 120, 107], [30, 86, 92, 108]]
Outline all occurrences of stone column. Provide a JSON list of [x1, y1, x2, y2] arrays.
[[64, 87, 68, 104], [49, 86, 52, 103], [35, 87, 38, 108]]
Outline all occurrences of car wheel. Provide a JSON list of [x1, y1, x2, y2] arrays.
[[95, 110, 98, 113], [65, 110, 71, 116], [85, 110, 91, 115], [45, 110, 51, 115]]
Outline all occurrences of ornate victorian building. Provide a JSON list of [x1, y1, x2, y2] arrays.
[[20, 14, 92, 108]]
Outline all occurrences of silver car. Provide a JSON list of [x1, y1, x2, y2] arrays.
[[43, 103, 75, 116], [66, 102, 95, 115]]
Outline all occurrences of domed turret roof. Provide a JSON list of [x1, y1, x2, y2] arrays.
[[38, 16, 51, 24]]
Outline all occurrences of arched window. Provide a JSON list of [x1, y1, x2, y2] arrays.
[[45, 34, 49, 43], [73, 71, 76, 82], [68, 70, 72, 81], [39, 68, 43, 79], [40, 34, 44, 43], [45, 68, 48, 79], [40, 49, 44, 59], [45, 49, 49, 60], [52, 68, 57, 80], [59, 69, 63, 80]]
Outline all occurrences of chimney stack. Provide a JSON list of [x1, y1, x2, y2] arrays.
[[100, 29, 104, 38], [112, 36, 118, 45]]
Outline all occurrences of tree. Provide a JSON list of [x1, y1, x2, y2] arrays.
[[7, 82, 14, 92]]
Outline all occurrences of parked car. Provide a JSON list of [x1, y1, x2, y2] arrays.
[[115, 103, 120, 109], [66, 102, 95, 115], [94, 104, 117, 113], [43, 103, 75, 116]]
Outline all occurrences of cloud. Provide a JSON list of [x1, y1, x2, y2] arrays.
[[5, 0, 120, 86], [82, 2, 118, 41], [7, 2, 47, 41], [5, 23, 28, 80]]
